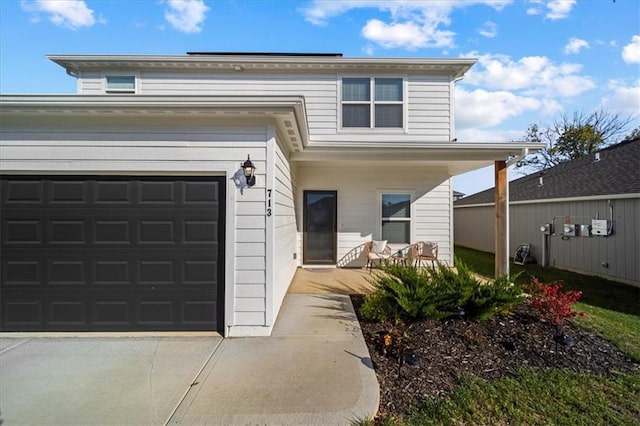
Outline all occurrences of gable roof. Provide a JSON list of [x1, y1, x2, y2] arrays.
[[455, 137, 640, 206]]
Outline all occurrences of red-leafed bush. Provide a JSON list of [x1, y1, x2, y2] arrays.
[[525, 277, 583, 325]]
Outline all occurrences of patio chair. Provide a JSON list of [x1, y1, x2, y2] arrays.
[[411, 241, 438, 268], [364, 240, 391, 272]]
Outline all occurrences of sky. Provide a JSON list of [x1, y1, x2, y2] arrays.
[[1, 0, 639, 196]]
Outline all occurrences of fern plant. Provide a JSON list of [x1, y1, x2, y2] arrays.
[[359, 259, 523, 323]]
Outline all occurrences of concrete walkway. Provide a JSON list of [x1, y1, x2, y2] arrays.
[[168, 293, 379, 425], [0, 293, 379, 425]]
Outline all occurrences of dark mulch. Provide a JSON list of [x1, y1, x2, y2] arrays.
[[351, 295, 639, 419]]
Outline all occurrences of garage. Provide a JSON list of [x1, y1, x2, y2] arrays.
[[1, 175, 225, 332]]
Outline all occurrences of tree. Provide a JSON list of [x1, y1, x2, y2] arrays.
[[623, 127, 640, 141], [517, 109, 636, 171]]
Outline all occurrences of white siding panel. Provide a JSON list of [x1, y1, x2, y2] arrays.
[[236, 229, 266, 243], [236, 270, 266, 284], [236, 256, 266, 270], [234, 311, 265, 326], [136, 72, 339, 136], [272, 134, 299, 320], [235, 297, 266, 312], [235, 284, 266, 298], [235, 242, 265, 257]]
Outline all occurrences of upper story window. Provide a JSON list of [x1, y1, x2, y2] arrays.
[[105, 75, 136, 93], [342, 77, 403, 128]]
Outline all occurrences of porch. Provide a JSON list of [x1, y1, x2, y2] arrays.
[[288, 267, 375, 294]]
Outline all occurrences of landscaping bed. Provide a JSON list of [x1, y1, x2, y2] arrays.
[[352, 295, 639, 420]]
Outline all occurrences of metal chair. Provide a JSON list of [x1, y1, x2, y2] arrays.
[[411, 241, 438, 268], [364, 240, 391, 272]]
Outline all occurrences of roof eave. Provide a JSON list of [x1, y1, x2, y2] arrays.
[[47, 54, 476, 78]]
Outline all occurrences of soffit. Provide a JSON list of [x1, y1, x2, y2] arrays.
[[48, 55, 475, 79]]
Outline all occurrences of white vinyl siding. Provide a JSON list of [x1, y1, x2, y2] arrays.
[[0, 115, 271, 332], [407, 75, 451, 139], [76, 72, 453, 140], [272, 130, 298, 318], [297, 164, 452, 267]]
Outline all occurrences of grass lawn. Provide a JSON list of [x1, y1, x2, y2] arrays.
[[400, 369, 640, 426], [363, 246, 640, 425], [455, 245, 640, 316]]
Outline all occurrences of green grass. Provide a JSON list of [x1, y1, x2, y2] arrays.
[[455, 245, 640, 316], [574, 303, 640, 362], [404, 369, 640, 426]]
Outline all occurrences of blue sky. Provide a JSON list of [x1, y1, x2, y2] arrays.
[[1, 0, 638, 195]]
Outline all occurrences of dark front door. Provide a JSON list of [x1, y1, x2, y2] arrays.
[[303, 191, 337, 264], [0, 175, 225, 332]]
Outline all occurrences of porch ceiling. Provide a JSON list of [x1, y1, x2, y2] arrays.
[[290, 143, 543, 176]]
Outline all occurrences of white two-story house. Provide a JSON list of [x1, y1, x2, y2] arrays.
[[0, 53, 538, 336]]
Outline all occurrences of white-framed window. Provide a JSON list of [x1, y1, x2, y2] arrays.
[[342, 77, 404, 128], [380, 192, 412, 244], [104, 74, 137, 94]]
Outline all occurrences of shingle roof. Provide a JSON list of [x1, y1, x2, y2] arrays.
[[454, 137, 640, 206]]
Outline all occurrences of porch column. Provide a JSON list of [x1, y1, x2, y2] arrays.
[[494, 160, 509, 277]]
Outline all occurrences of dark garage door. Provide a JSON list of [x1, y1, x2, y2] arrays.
[[1, 176, 225, 332]]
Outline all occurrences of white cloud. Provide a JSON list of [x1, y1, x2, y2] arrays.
[[525, 0, 575, 20], [564, 37, 589, 55], [455, 87, 547, 129], [526, 7, 541, 16], [622, 35, 640, 64], [362, 18, 454, 49], [455, 127, 525, 143], [21, 0, 97, 29], [300, 1, 512, 49], [163, 0, 209, 33], [601, 80, 640, 116], [478, 21, 497, 38], [463, 53, 595, 97], [545, 0, 576, 20]]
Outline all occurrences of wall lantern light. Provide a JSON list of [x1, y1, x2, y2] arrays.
[[242, 155, 256, 187]]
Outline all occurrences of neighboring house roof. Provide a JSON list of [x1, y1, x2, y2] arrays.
[[453, 190, 465, 197], [455, 137, 640, 206]]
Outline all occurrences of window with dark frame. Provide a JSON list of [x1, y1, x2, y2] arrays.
[[381, 193, 411, 244], [342, 77, 403, 128]]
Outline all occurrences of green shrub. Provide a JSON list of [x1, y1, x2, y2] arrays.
[[359, 260, 523, 323], [465, 274, 524, 321]]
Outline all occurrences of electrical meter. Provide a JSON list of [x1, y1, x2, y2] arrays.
[[563, 224, 576, 236]]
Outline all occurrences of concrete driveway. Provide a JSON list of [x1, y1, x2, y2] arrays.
[[0, 293, 379, 425], [0, 335, 222, 425]]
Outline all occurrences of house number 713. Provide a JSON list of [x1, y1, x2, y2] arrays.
[[266, 189, 272, 217]]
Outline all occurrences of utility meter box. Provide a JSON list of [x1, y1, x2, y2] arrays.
[[563, 224, 576, 236], [578, 224, 591, 237], [591, 219, 610, 236]]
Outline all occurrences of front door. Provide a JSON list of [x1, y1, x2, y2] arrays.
[[303, 191, 337, 264]]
